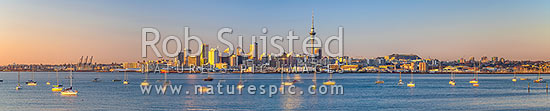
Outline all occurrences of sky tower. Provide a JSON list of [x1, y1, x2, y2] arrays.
[[310, 10, 317, 88], [309, 11, 316, 60]]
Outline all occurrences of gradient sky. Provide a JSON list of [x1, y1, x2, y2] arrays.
[[1, 0, 549, 65]]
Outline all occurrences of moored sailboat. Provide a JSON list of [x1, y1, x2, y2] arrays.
[[162, 70, 171, 91], [407, 71, 415, 87], [92, 73, 101, 82], [123, 72, 129, 85], [16, 72, 21, 90], [449, 72, 456, 86], [282, 68, 294, 86], [323, 70, 336, 85], [52, 70, 63, 92], [141, 72, 149, 86], [375, 72, 384, 84], [469, 63, 479, 86], [534, 69, 545, 83], [323, 59, 336, 86], [237, 65, 245, 89], [512, 71, 517, 82], [46, 72, 51, 85], [26, 72, 37, 86], [60, 70, 78, 95], [397, 72, 404, 85]]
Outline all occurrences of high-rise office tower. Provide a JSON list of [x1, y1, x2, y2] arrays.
[[208, 48, 219, 66], [200, 44, 209, 66]]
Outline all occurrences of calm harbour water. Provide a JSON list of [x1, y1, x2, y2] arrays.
[[0, 72, 549, 110]]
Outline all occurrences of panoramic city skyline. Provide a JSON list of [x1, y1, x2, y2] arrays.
[[1, 0, 549, 65]]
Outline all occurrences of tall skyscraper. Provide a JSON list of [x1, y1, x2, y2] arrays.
[[177, 51, 185, 65], [200, 44, 209, 66], [208, 48, 219, 65]]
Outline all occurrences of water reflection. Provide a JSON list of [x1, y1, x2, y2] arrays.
[[1, 72, 550, 110], [281, 86, 303, 111]]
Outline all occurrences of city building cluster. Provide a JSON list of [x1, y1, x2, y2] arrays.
[[2, 53, 550, 74]]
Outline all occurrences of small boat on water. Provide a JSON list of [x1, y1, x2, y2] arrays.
[[323, 80, 336, 85], [203, 76, 214, 81], [534, 78, 545, 83], [449, 80, 456, 86], [470, 63, 479, 85], [26, 80, 37, 86], [46, 72, 51, 85], [203, 68, 214, 81], [161, 70, 171, 90], [237, 65, 245, 89], [407, 82, 415, 87], [92, 78, 101, 82], [112, 79, 121, 82], [407, 71, 415, 87], [449, 72, 456, 86], [60, 70, 77, 95], [375, 72, 384, 84], [520, 78, 529, 81], [140, 80, 149, 86], [323, 70, 336, 85], [92, 73, 101, 82], [141, 72, 149, 86], [52, 84, 63, 92], [533, 70, 545, 83], [26, 72, 37, 86], [237, 82, 244, 89], [60, 87, 78, 95], [282, 81, 294, 86], [123, 72, 129, 85], [375, 80, 384, 84], [162, 80, 171, 92], [469, 79, 478, 84], [52, 70, 63, 92], [512, 72, 517, 82], [397, 72, 404, 85], [0, 72, 4, 83], [16, 72, 21, 90], [282, 72, 294, 86], [199, 86, 211, 93], [279, 63, 294, 86]]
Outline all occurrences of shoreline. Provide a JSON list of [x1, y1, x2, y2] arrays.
[[1, 71, 550, 74]]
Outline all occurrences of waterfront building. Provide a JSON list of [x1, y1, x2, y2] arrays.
[[200, 44, 209, 66], [419, 62, 427, 72], [122, 62, 140, 69], [459, 58, 466, 63], [177, 49, 191, 66], [481, 56, 489, 63], [315, 48, 322, 60], [208, 48, 219, 66], [188, 56, 199, 66], [492, 57, 499, 63], [469, 56, 475, 63]]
